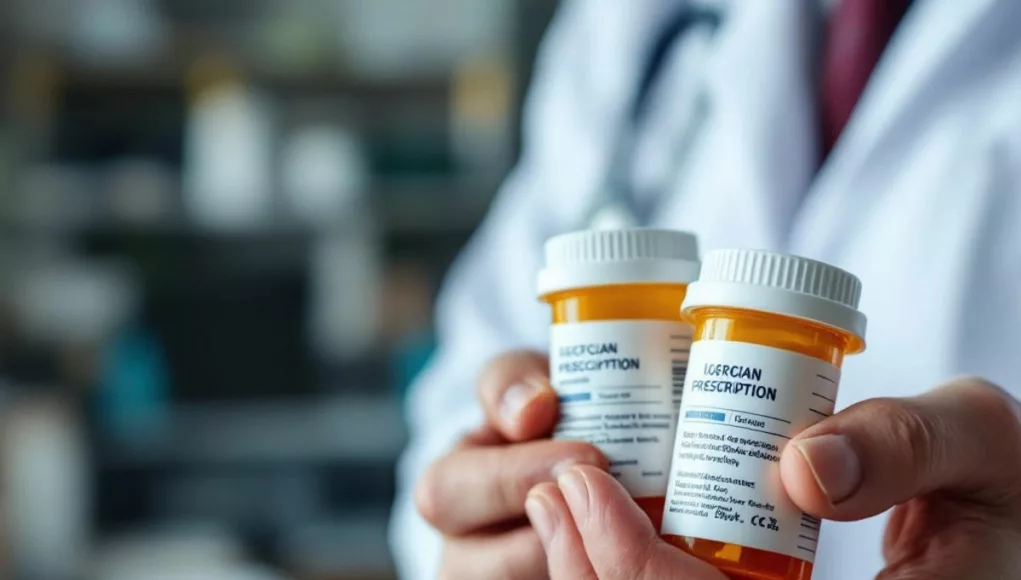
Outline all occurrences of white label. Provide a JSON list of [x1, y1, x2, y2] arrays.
[[550, 320, 692, 498], [661, 341, 839, 562]]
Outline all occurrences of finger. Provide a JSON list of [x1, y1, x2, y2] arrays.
[[525, 482, 598, 580], [417, 440, 607, 535], [878, 524, 1021, 580], [439, 526, 548, 580], [477, 350, 558, 441], [455, 424, 506, 450], [882, 502, 916, 563], [781, 378, 1021, 521], [557, 466, 728, 580]]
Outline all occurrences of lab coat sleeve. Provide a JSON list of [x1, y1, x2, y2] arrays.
[[387, 2, 667, 578]]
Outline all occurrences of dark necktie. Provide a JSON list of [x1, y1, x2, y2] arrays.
[[820, 0, 912, 155]]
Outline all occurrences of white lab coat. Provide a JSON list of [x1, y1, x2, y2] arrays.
[[391, 0, 1021, 578]]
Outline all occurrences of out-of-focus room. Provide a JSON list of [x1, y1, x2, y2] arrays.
[[0, 1, 555, 578]]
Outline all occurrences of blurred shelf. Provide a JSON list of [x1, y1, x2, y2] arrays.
[[374, 176, 497, 235], [53, 62, 453, 101], [281, 514, 396, 579], [106, 395, 406, 467], [1, 176, 499, 238]]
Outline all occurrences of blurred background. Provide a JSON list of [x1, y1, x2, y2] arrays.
[[0, 1, 556, 578]]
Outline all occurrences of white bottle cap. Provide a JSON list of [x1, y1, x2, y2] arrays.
[[682, 249, 866, 344], [537, 228, 700, 297]]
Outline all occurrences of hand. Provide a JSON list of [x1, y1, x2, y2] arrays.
[[782, 377, 1021, 578], [526, 465, 728, 579], [526, 377, 1021, 579], [415, 350, 608, 580]]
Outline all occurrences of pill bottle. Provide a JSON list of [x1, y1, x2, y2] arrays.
[[537, 228, 701, 528], [660, 249, 866, 580]]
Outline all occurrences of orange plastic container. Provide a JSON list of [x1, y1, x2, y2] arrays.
[[660, 250, 866, 580], [537, 229, 700, 527]]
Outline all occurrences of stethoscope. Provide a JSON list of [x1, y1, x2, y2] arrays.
[[583, 5, 724, 230]]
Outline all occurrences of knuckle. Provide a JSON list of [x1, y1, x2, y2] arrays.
[[937, 375, 1004, 403], [955, 378, 1021, 461], [954, 377, 1021, 427], [935, 378, 1021, 455]]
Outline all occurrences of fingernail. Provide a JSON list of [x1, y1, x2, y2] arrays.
[[525, 492, 556, 546], [501, 380, 540, 425], [794, 434, 862, 504], [557, 468, 589, 514]]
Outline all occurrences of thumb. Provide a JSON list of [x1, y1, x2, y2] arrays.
[[544, 466, 727, 579], [476, 350, 558, 441], [780, 378, 1021, 521]]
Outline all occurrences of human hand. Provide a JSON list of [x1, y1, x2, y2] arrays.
[[415, 350, 608, 579], [782, 377, 1021, 578], [526, 465, 728, 579], [527, 377, 1021, 579]]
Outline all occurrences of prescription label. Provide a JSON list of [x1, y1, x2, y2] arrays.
[[661, 341, 839, 562], [550, 320, 692, 498]]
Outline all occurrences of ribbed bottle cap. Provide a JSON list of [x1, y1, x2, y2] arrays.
[[682, 249, 866, 346], [537, 228, 700, 296]]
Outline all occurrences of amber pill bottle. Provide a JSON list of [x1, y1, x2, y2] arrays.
[[661, 249, 866, 580], [538, 228, 700, 529]]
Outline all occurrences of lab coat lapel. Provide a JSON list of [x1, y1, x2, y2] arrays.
[[669, 0, 819, 250], [791, 0, 1000, 255]]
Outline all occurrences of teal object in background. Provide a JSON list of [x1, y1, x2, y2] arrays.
[[98, 324, 170, 442], [391, 330, 436, 399]]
